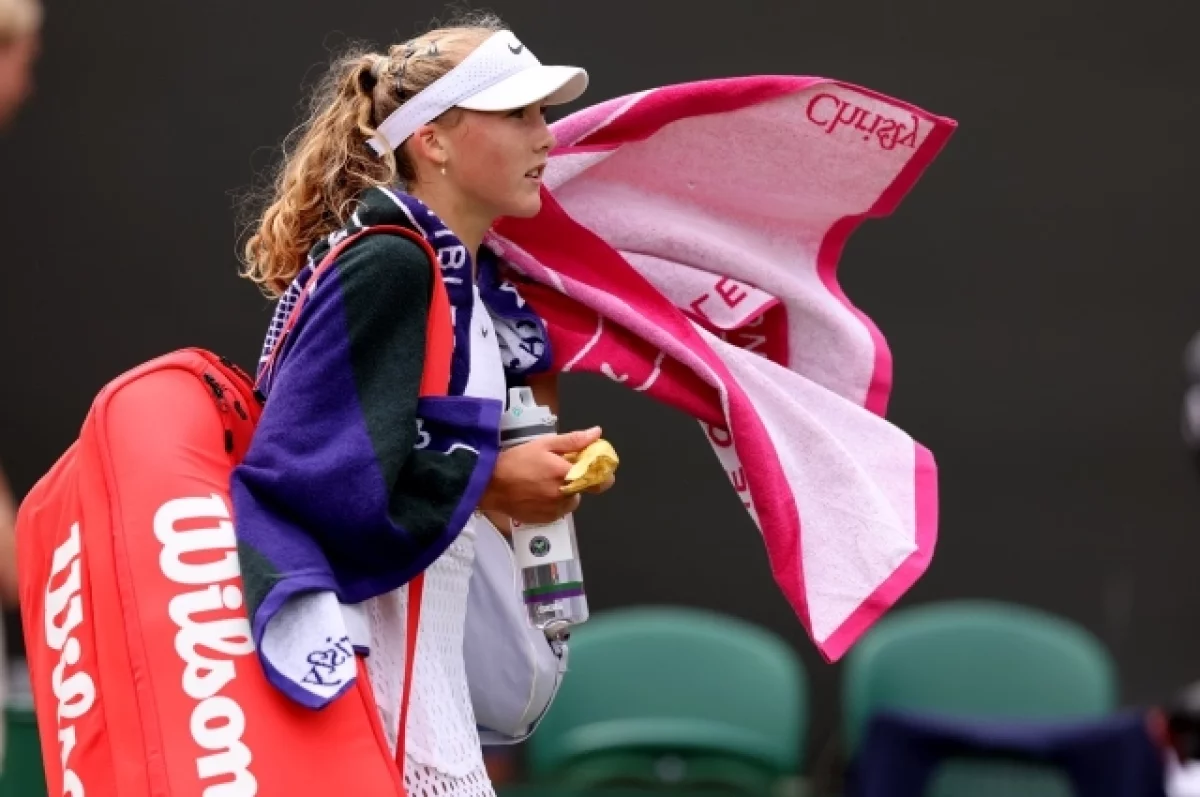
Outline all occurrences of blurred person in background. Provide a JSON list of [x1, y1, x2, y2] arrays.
[[0, 0, 42, 598], [0, 0, 40, 589], [1183, 330, 1200, 473], [0, 0, 38, 129], [0, 468, 15, 605], [0, 0, 41, 776]]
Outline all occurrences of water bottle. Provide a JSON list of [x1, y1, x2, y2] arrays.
[[499, 386, 590, 643]]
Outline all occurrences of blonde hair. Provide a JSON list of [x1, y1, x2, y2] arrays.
[[0, 0, 40, 44], [241, 11, 504, 297]]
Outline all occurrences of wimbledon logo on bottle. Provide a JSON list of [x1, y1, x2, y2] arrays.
[[154, 494, 258, 797], [44, 522, 96, 797]]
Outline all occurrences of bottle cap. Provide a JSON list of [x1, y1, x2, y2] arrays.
[[500, 386, 557, 446]]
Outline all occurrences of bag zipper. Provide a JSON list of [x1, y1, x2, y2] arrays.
[[202, 372, 236, 454], [217, 355, 264, 408]]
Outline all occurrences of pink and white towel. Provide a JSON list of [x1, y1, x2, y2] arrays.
[[491, 76, 956, 660]]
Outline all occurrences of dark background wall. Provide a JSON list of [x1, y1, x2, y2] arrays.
[[2, 0, 1199, 767]]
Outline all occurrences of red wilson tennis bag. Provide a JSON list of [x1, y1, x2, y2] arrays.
[[16, 226, 452, 797]]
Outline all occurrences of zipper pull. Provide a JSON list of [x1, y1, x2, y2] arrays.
[[203, 373, 226, 400], [203, 371, 236, 454]]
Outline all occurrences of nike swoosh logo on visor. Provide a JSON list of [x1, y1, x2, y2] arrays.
[[509, 43, 524, 54]]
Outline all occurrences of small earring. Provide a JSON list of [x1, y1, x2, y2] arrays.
[[440, 162, 447, 176]]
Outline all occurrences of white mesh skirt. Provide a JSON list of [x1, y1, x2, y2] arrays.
[[403, 760, 496, 797], [364, 519, 496, 797]]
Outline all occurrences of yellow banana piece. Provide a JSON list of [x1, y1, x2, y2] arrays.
[[561, 439, 619, 495]]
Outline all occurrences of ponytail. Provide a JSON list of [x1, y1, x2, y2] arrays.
[[240, 12, 505, 297], [241, 51, 398, 296]]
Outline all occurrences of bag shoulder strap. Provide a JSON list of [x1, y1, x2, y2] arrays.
[[397, 575, 425, 772], [254, 224, 454, 778]]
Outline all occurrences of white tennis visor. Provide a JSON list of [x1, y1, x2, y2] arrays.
[[368, 30, 589, 155]]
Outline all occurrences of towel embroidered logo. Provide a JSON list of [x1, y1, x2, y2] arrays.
[[44, 522, 96, 797], [303, 636, 355, 687], [806, 93, 920, 151], [155, 494, 258, 797]]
